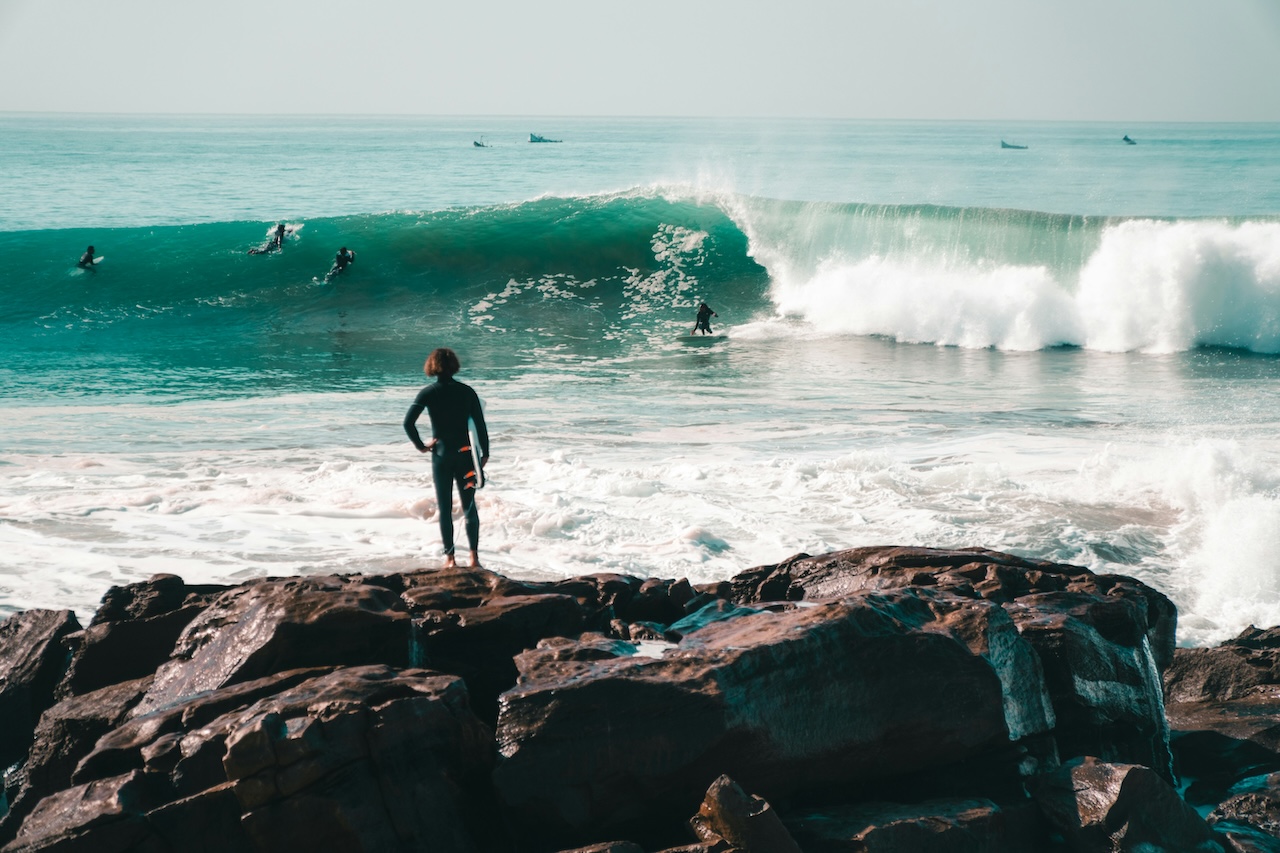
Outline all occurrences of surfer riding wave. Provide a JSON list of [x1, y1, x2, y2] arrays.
[[693, 302, 717, 335]]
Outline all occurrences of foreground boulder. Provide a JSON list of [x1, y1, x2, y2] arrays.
[[0, 677, 152, 845], [733, 546, 1177, 778], [56, 574, 228, 700], [1030, 756, 1227, 852], [130, 576, 413, 718], [1165, 626, 1280, 705], [0, 610, 80, 771], [1165, 626, 1280, 844], [688, 775, 800, 852], [493, 587, 1050, 848], [5, 666, 494, 853]]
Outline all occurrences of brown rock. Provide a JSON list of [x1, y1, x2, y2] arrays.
[[786, 796, 1048, 852], [731, 546, 1176, 669], [1169, 725, 1280, 814], [1164, 630, 1280, 815], [1216, 825, 1280, 853], [0, 610, 81, 770], [130, 576, 412, 718], [494, 588, 1020, 848], [143, 783, 253, 852], [399, 565, 543, 612], [56, 605, 203, 699], [16, 666, 493, 853], [689, 775, 801, 853], [665, 600, 763, 641], [624, 578, 692, 626], [73, 667, 333, 786], [1211, 774, 1280, 840], [1031, 756, 1227, 852], [551, 573, 641, 615], [415, 592, 586, 723], [3, 770, 171, 853], [735, 547, 1177, 777], [225, 666, 494, 852], [88, 574, 224, 626], [1166, 626, 1280, 704], [0, 677, 151, 848], [1010, 590, 1174, 778]]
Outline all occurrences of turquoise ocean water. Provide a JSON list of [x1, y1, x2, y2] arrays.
[[3, 114, 1280, 645]]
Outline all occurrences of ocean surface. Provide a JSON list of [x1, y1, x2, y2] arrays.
[[3, 114, 1280, 646]]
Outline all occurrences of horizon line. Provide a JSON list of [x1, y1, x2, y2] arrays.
[[3, 110, 1278, 126]]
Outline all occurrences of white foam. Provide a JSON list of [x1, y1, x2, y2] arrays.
[[735, 205, 1280, 353], [770, 255, 1081, 350], [4, 354, 1280, 644], [1078, 220, 1280, 353]]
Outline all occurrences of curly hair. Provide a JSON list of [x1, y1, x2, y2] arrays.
[[424, 348, 461, 378]]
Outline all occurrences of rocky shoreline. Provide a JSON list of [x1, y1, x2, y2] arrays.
[[1, 546, 1277, 852]]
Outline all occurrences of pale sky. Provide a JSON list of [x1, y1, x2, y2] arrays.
[[2, 0, 1279, 120]]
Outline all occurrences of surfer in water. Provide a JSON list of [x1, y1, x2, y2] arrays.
[[248, 224, 289, 255], [693, 302, 717, 335], [325, 247, 356, 281], [403, 347, 490, 569], [78, 246, 97, 271]]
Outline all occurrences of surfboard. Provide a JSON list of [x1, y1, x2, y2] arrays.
[[682, 334, 726, 344], [93, 256, 104, 264], [463, 416, 485, 489]]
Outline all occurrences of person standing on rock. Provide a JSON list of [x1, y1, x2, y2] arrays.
[[403, 347, 489, 568]]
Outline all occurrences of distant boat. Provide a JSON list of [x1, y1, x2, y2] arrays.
[[473, 137, 490, 148], [1000, 140, 1028, 150], [1123, 135, 1137, 145], [529, 133, 562, 143]]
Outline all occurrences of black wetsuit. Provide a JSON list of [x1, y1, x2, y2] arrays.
[[403, 376, 489, 555], [695, 304, 715, 334], [78, 252, 95, 269], [328, 250, 355, 278]]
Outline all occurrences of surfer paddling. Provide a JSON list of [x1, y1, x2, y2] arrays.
[[325, 247, 356, 281], [248, 223, 292, 255], [77, 245, 97, 272], [403, 347, 490, 569], [693, 302, 717, 335]]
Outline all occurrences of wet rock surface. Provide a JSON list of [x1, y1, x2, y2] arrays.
[[0, 549, 1271, 851], [1167, 625, 1280, 848], [0, 609, 81, 772]]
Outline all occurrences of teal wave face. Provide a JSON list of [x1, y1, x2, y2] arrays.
[[0, 193, 772, 398]]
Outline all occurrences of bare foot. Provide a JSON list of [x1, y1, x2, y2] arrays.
[[443, 555, 458, 568], [468, 550, 482, 569]]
